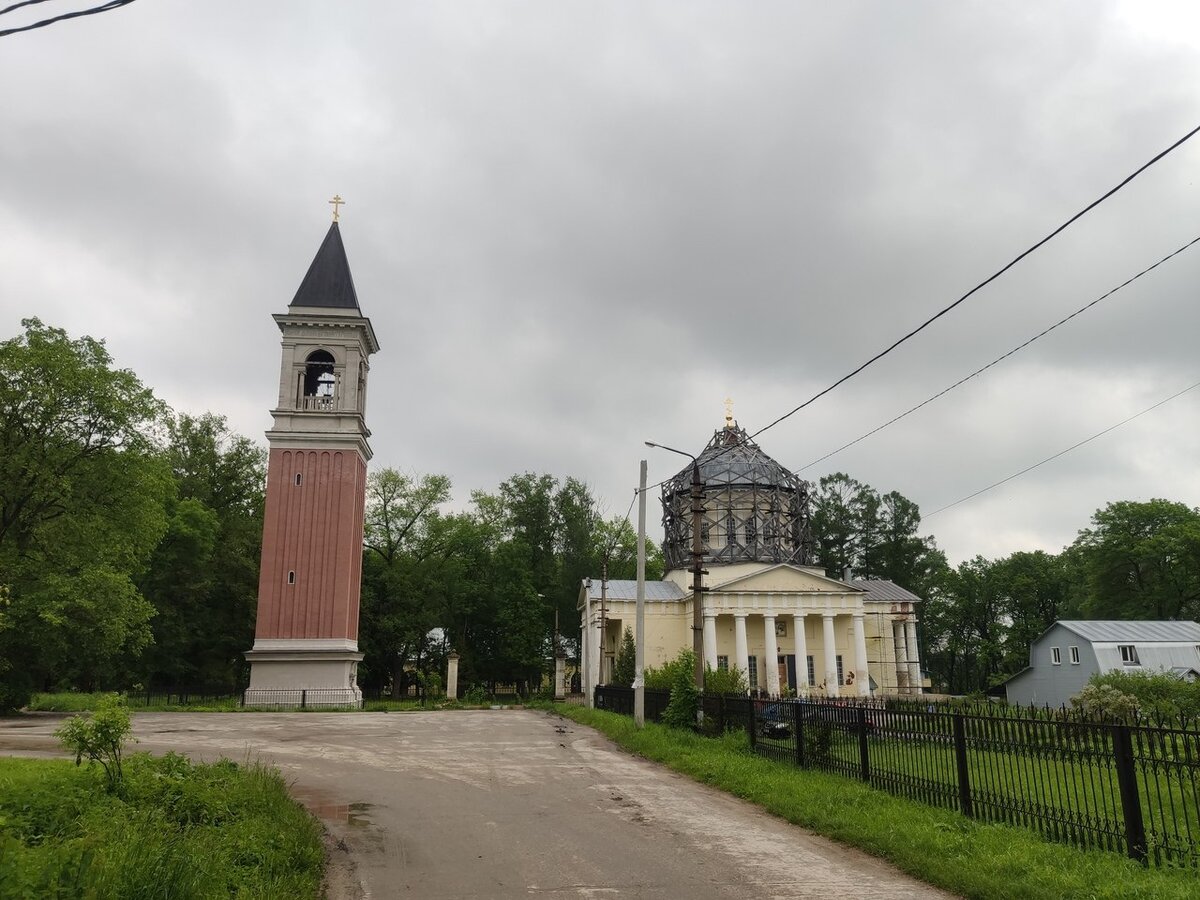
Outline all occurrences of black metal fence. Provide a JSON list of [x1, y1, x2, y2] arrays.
[[593, 686, 1200, 868]]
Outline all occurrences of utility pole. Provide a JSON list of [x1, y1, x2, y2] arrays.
[[599, 556, 608, 686], [645, 440, 706, 700], [689, 460, 704, 696], [635, 464, 647, 727]]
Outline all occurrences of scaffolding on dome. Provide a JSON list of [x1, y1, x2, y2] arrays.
[[660, 423, 813, 571]]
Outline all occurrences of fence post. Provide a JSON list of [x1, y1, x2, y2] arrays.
[[857, 707, 870, 782], [301, 689, 307, 710], [793, 701, 805, 768], [747, 698, 756, 751], [953, 713, 973, 818], [1112, 724, 1147, 864]]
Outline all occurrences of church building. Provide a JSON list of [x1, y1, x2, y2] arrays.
[[579, 414, 924, 699]]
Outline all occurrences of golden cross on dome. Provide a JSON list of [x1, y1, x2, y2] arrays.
[[724, 396, 734, 427], [328, 194, 345, 222]]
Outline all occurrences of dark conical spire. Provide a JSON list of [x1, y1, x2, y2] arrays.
[[289, 222, 360, 310]]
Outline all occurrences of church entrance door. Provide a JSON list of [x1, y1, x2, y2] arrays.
[[782, 655, 796, 693]]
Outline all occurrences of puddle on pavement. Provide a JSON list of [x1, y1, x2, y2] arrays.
[[292, 787, 375, 827]]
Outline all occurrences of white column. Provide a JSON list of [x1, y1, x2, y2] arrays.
[[906, 620, 922, 695], [446, 652, 459, 701], [763, 614, 780, 697], [582, 593, 592, 706], [894, 621, 910, 693], [822, 612, 838, 697], [793, 613, 809, 694], [703, 614, 718, 672], [852, 613, 870, 697], [734, 612, 750, 692]]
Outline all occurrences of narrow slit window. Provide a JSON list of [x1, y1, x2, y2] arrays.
[[295, 473, 303, 486], [1069, 646, 1080, 665], [836, 654, 844, 686], [1051, 647, 1061, 665], [287, 571, 296, 585]]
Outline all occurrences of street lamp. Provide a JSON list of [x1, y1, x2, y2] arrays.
[[645, 441, 706, 697]]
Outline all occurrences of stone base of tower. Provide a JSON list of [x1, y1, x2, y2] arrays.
[[243, 639, 364, 708]]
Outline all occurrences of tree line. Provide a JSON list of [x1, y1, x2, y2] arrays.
[[3, 318, 1198, 708]]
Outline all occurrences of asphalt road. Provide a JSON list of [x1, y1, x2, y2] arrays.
[[0, 710, 951, 899]]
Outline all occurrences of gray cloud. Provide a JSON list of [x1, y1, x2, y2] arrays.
[[3, 0, 1199, 564]]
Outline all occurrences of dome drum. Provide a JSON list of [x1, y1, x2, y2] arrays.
[[660, 423, 812, 570]]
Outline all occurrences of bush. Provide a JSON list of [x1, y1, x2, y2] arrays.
[[662, 649, 699, 729], [463, 683, 489, 705], [1081, 669, 1200, 720], [55, 694, 133, 792], [703, 664, 748, 695], [1071, 682, 1141, 721], [644, 648, 695, 690], [612, 627, 636, 687]]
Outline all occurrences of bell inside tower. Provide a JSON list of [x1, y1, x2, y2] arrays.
[[301, 349, 336, 408]]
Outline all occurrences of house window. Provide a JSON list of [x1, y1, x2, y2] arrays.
[[1051, 647, 1061, 665], [806, 655, 815, 687], [747, 655, 758, 689], [1070, 646, 1080, 665], [1119, 645, 1140, 666], [287, 571, 296, 585], [836, 655, 844, 686], [717, 655, 729, 671]]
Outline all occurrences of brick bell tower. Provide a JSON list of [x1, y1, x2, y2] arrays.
[[244, 207, 379, 707]]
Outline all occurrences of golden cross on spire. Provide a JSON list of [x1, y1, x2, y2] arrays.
[[328, 194, 345, 222], [724, 396, 734, 428]]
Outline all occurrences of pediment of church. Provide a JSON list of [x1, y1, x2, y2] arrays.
[[707, 563, 861, 596]]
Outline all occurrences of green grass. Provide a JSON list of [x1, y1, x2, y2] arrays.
[[544, 704, 1200, 900], [0, 753, 324, 898]]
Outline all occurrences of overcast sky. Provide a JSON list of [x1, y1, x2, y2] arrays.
[[3, 1, 1199, 566]]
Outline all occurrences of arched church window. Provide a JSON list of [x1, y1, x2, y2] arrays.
[[700, 520, 711, 548], [725, 513, 737, 546], [745, 516, 757, 546], [303, 350, 335, 398]]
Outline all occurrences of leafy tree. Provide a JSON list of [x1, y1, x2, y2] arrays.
[[1073, 500, 1200, 621], [138, 414, 266, 689], [359, 469, 454, 697], [0, 320, 171, 706], [811, 473, 862, 576], [990, 550, 1074, 676], [612, 627, 636, 687]]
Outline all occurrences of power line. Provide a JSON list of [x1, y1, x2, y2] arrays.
[[744, 125, 1195, 448], [924, 377, 1200, 518], [0, 0, 135, 38], [799, 234, 1200, 472], [636, 124, 1200, 503]]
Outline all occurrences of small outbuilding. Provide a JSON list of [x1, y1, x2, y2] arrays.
[[1003, 620, 1200, 707]]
